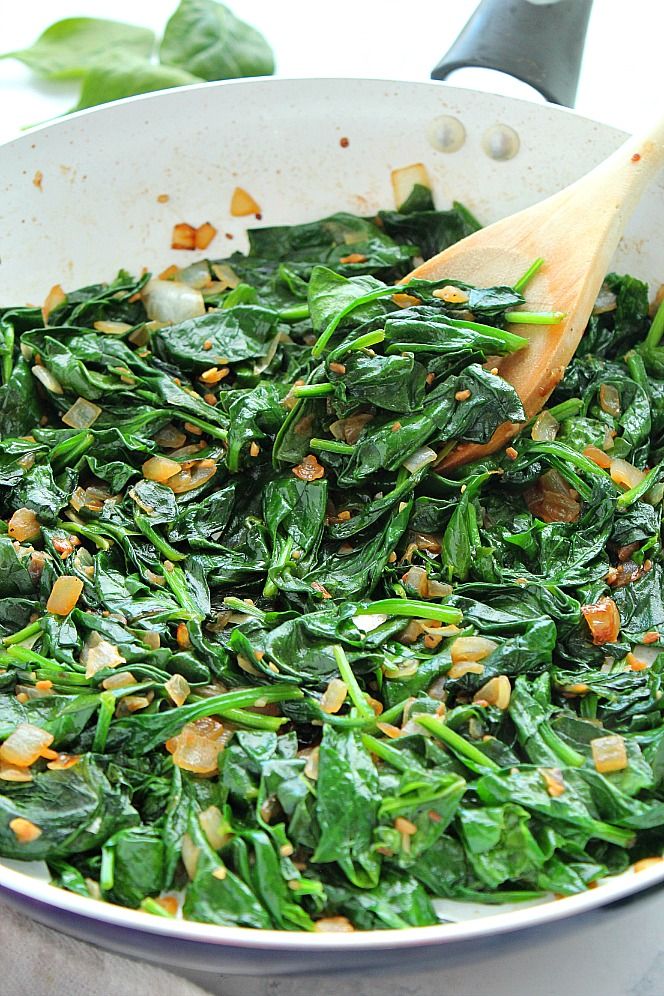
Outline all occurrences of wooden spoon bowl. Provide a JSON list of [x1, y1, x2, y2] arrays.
[[409, 121, 664, 470]]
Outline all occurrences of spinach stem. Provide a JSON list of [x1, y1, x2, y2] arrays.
[[513, 258, 544, 294], [645, 297, 664, 349], [332, 645, 374, 719], [291, 383, 335, 398], [278, 304, 309, 322], [416, 714, 500, 771], [134, 512, 186, 562], [362, 733, 411, 771], [328, 329, 386, 360], [310, 437, 355, 455], [504, 311, 565, 325], [354, 599, 463, 625], [2, 619, 42, 646]]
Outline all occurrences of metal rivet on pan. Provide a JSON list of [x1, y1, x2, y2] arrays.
[[427, 115, 466, 153], [482, 124, 520, 161]]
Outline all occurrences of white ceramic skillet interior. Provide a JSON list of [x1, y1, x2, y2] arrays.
[[1, 77, 664, 973]]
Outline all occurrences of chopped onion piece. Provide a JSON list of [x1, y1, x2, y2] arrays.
[[178, 260, 212, 289], [593, 285, 617, 315], [432, 285, 469, 305], [353, 613, 388, 633], [599, 383, 621, 417], [427, 579, 453, 598], [584, 445, 611, 469], [591, 734, 628, 773], [154, 424, 187, 450], [0, 723, 54, 767], [402, 446, 437, 474], [142, 455, 181, 482], [0, 760, 33, 782], [531, 410, 559, 442], [62, 397, 102, 429], [82, 637, 126, 678], [473, 675, 511, 709], [199, 804, 228, 849], [321, 678, 348, 714], [581, 597, 621, 645], [230, 187, 261, 217], [610, 458, 645, 490], [32, 365, 63, 395], [450, 636, 497, 664], [9, 817, 42, 843], [448, 661, 485, 679], [211, 263, 241, 289], [181, 833, 200, 880], [46, 575, 84, 616], [314, 917, 355, 933], [8, 508, 40, 542], [102, 672, 137, 690], [42, 284, 66, 324], [402, 565, 429, 597], [171, 223, 196, 250], [93, 320, 132, 335], [390, 163, 431, 210], [165, 717, 230, 773], [165, 673, 191, 707], [167, 460, 217, 493], [142, 278, 205, 324]]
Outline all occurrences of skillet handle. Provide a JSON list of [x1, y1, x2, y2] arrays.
[[431, 0, 594, 107]]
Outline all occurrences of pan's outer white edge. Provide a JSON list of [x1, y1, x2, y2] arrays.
[[1, 858, 664, 950]]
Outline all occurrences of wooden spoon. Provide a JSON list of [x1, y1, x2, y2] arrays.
[[408, 119, 664, 470]]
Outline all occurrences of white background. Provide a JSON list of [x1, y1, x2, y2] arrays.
[[0, 0, 663, 143]]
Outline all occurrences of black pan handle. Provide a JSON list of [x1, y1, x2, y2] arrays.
[[431, 0, 594, 107]]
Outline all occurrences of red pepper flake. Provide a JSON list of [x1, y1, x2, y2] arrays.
[[391, 422, 401, 432], [643, 631, 660, 644], [311, 581, 332, 599], [339, 253, 367, 264], [505, 446, 519, 460], [292, 454, 325, 482], [339, 137, 349, 148], [632, 153, 641, 163]]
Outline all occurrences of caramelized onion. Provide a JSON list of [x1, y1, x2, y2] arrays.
[[165, 717, 230, 773], [531, 411, 559, 442], [582, 597, 621, 645], [46, 575, 84, 616], [610, 458, 645, 490], [8, 508, 41, 542], [167, 460, 217, 493], [599, 383, 621, 417], [142, 456, 181, 482], [473, 676, 511, 709], [524, 469, 580, 523], [0, 723, 54, 767], [62, 398, 102, 429], [591, 734, 628, 773], [450, 636, 497, 664], [320, 677, 348, 714]]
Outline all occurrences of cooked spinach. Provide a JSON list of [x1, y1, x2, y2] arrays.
[[0, 189, 663, 935]]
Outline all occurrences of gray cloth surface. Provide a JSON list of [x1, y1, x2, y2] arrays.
[[0, 902, 214, 996]]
